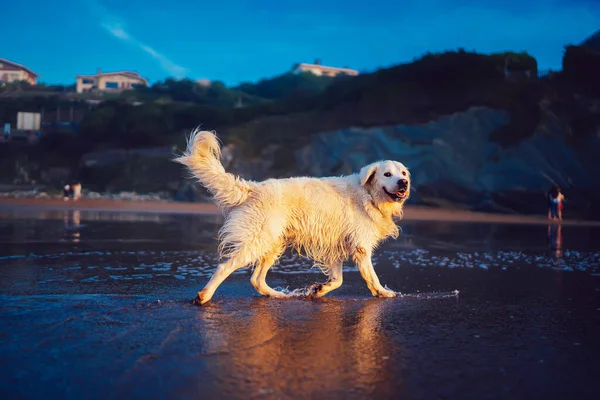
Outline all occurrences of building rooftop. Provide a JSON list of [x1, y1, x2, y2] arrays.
[[0, 57, 40, 77], [293, 59, 358, 75], [75, 70, 148, 85]]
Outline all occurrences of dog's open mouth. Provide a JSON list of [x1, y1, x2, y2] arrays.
[[384, 187, 407, 201]]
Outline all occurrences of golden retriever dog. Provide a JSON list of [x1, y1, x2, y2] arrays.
[[175, 130, 411, 305]]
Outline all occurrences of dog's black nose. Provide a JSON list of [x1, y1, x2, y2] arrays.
[[398, 179, 408, 187]]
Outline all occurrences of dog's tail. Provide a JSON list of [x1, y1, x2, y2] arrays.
[[174, 129, 254, 208]]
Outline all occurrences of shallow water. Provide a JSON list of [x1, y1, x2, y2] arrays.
[[0, 210, 599, 400]]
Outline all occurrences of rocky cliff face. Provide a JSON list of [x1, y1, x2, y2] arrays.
[[299, 107, 597, 183]]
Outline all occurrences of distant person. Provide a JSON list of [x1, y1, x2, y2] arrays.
[[556, 187, 565, 221], [72, 183, 82, 201], [547, 187, 557, 220], [547, 186, 565, 222], [63, 184, 71, 201]]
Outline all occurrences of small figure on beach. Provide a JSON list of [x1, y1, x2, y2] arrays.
[[547, 186, 565, 222], [72, 183, 82, 201], [63, 184, 71, 201]]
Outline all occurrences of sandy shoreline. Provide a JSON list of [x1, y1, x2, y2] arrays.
[[0, 196, 598, 226]]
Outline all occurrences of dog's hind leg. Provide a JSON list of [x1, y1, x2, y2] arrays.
[[201, 207, 287, 304], [308, 261, 343, 297], [250, 248, 288, 298], [195, 253, 252, 305]]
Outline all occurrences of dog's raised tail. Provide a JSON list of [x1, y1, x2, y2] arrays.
[[175, 129, 253, 208]]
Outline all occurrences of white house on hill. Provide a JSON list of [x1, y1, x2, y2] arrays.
[[75, 69, 148, 93], [292, 59, 358, 77]]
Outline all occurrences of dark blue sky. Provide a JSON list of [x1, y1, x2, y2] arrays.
[[2, 0, 598, 85]]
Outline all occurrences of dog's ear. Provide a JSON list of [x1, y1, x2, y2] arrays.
[[359, 163, 378, 187]]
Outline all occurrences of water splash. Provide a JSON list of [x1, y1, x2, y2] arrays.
[[274, 286, 311, 297], [397, 289, 460, 300]]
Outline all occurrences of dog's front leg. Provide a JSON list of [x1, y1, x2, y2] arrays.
[[353, 247, 396, 298]]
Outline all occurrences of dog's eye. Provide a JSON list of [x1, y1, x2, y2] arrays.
[[383, 172, 391, 177], [402, 171, 407, 176]]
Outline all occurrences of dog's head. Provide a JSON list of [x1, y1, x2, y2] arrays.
[[359, 160, 411, 213]]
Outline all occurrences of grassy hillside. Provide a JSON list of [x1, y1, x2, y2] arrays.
[[581, 29, 600, 51]]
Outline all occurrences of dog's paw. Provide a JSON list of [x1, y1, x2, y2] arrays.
[[306, 283, 324, 298], [192, 290, 210, 306], [376, 289, 397, 298], [192, 295, 204, 306]]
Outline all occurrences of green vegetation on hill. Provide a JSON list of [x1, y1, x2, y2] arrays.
[[118, 78, 265, 107], [117, 72, 335, 106], [562, 44, 600, 95], [581, 29, 600, 51], [234, 71, 336, 100]]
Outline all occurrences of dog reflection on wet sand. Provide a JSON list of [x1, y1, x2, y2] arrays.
[[195, 299, 403, 398]]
